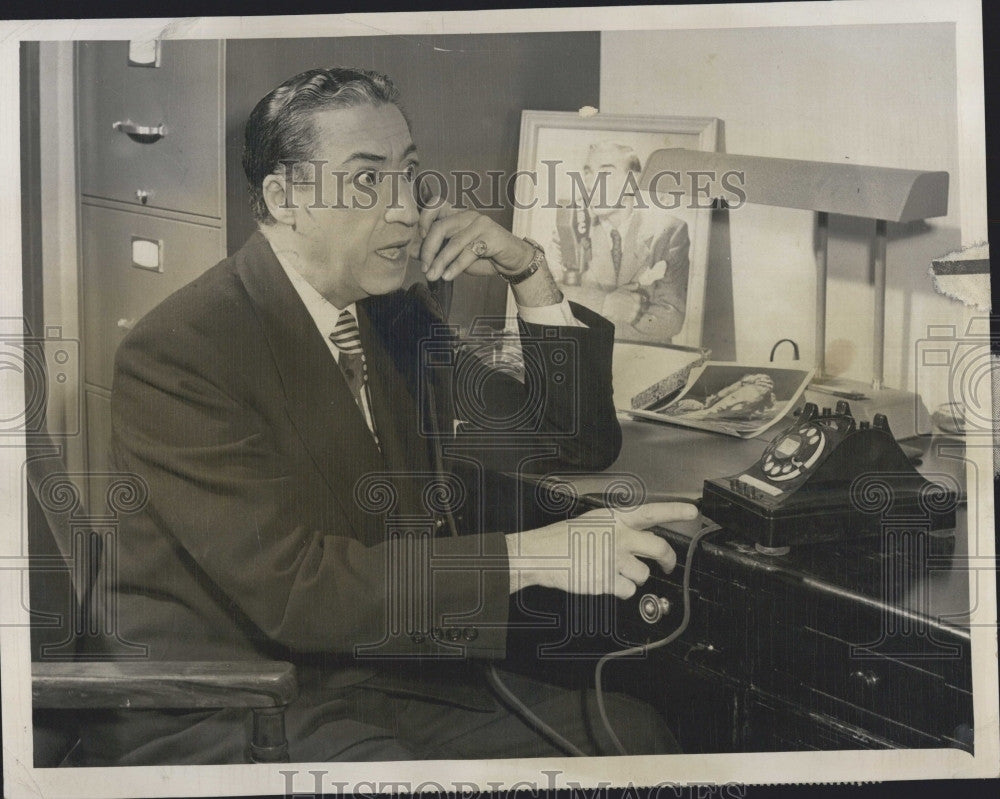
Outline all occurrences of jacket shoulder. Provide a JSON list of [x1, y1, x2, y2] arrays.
[[137, 255, 250, 333], [114, 251, 261, 387]]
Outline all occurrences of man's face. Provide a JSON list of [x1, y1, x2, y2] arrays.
[[582, 145, 636, 220], [288, 103, 420, 306]]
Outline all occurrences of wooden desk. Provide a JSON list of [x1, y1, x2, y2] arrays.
[[522, 418, 974, 753]]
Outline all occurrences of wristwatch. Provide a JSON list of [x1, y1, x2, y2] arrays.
[[497, 237, 545, 284]]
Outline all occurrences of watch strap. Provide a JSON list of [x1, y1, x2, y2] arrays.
[[498, 238, 545, 285]]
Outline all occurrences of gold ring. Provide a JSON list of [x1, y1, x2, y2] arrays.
[[470, 239, 489, 257]]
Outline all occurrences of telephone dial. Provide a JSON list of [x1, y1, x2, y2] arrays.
[[701, 401, 957, 550]]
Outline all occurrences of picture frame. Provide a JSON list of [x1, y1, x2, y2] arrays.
[[509, 110, 720, 348]]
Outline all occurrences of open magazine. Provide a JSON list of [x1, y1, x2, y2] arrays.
[[626, 361, 815, 438]]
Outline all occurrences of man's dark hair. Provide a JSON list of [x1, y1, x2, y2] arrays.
[[242, 67, 401, 223]]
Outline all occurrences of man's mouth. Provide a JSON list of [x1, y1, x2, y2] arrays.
[[375, 243, 410, 262]]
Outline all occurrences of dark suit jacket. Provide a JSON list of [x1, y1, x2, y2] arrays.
[[98, 232, 621, 715]]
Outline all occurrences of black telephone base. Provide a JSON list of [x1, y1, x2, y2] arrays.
[[701, 401, 958, 549]]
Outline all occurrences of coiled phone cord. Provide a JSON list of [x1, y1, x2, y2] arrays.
[[486, 522, 718, 757]]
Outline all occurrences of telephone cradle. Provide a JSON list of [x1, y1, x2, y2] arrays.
[[700, 401, 957, 550]]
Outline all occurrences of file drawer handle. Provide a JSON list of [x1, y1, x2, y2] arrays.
[[112, 120, 167, 144]]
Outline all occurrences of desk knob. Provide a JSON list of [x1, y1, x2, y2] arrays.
[[639, 593, 671, 624], [850, 669, 881, 688]]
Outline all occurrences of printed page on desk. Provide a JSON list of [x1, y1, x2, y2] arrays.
[[627, 361, 815, 438], [612, 341, 709, 411]]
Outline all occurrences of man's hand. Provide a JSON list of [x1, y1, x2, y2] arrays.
[[419, 202, 535, 282], [505, 502, 699, 598], [416, 198, 564, 307]]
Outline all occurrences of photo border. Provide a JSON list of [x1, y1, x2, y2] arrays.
[[1, 3, 996, 798]]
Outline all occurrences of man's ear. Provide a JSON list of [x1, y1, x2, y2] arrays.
[[262, 174, 297, 227]]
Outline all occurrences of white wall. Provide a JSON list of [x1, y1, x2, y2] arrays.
[[601, 23, 966, 411]]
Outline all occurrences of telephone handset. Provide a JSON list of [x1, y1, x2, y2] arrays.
[[701, 401, 957, 550]]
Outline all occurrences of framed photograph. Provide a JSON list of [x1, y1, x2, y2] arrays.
[[510, 110, 719, 348]]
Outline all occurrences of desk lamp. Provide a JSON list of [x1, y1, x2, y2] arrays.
[[639, 148, 949, 438]]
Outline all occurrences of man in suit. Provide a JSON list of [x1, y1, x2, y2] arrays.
[[551, 142, 691, 343], [85, 67, 696, 764]]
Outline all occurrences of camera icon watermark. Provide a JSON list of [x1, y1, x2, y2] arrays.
[[914, 316, 995, 441], [0, 317, 80, 436], [419, 317, 579, 439], [912, 315, 998, 633]]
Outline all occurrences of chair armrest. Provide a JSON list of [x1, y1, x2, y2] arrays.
[[32, 661, 298, 710]]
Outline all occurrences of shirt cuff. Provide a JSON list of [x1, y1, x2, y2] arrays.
[[517, 298, 585, 328]]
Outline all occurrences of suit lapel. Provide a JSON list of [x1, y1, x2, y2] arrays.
[[235, 235, 449, 536], [233, 235, 384, 519], [358, 293, 437, 503]]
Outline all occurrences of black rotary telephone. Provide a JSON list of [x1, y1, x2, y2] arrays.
[[701, 401, 957, 550]]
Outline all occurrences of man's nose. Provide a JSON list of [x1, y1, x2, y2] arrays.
[[384, 177, 419, 226]]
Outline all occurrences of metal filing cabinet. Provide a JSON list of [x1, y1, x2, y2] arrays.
[[76, 41, 226, 504], [77, 40, 225, 218]]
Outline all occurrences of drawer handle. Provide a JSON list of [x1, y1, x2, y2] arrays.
[[112, 120, 167, 144], [117, 318, 137, 331]]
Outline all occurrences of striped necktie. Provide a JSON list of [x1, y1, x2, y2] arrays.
[[329, 309, 379, 445]]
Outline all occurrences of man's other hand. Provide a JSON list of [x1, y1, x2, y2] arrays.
[[505, 502, 699, 599]]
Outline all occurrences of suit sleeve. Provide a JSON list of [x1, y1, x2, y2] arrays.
[[111, 325, 510, 659], [444, 301, 622, 475]]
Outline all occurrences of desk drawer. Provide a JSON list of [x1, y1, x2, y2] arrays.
[[758, 622, 973, 747], [81, 203, 223, 390], [77, 41, 223, 217], [745, 691, 943, 751]]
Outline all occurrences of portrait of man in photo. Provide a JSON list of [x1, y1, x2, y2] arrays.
[[549, 141, 691, 344]]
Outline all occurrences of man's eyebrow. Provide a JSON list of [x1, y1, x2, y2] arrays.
[[343, 152, 388, 165], [343, 144, 419, 165]]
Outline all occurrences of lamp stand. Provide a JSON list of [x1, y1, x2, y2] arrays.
[[805, 217, 929, 439]]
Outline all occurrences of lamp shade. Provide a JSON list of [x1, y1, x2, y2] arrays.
[[639, 148, 948, 223]]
